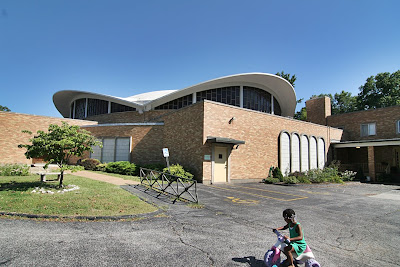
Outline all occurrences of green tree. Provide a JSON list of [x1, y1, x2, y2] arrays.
[[310, 92, 357, 115], [332, 90, 357, 114], [294, 107, 307, 121], [357, 70, 400, 110], [18, 122, 102, 187], [275, 71, 297, 87], [0, 105, 11, 111]]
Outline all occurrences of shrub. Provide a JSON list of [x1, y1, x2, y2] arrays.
[[262, 177, 281, 184], [272, 167, 284, 182], [305, 165, 343, 184], [79, 158, 100, 170], [0, 164, 30, 176], [340, 170, 357, 181], [296, 175, 311, 184], [282, 176, 299, 184], [96, 163, 107, 172], [139, 163, 165, 171], [105, 161, 137, 176], [163, 164, 194, 180]]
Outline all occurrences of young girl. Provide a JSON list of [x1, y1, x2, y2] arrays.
[[273, 209, 307, 267]]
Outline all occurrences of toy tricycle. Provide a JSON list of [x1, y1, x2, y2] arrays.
[[264, 229, 320, 267]]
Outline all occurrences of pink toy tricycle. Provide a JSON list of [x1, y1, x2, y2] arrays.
[[264, 229, 320, 267]]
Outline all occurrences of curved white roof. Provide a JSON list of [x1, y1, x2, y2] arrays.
[[53, 73, 296, 117]]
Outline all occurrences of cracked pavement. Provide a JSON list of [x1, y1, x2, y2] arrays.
[[0, 182, 399, 266]]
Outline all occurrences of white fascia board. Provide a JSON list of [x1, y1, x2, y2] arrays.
[[334, 139, 400, 148]]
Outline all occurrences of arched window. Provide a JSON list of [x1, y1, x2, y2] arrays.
[[300, 135, 309, 172], [317, 138, 325, 169], [309, 136, 318, 169], [279, 132, 291, 175], [291, 133, 300, 173], [243, 86, 271, 113]]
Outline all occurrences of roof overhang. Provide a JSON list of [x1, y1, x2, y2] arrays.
[[148, 73, 296, 116], [207, 136, 245, 145], [333, 138, 400, 148], [53, 73, 296, 118], [53, 90, 143, 118]]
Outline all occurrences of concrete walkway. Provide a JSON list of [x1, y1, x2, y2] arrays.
[[72, 170, 140, 186]]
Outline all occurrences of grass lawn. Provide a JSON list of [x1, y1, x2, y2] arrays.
[[0, 174, 157, 217]]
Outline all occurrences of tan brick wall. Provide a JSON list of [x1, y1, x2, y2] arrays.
[[203, 101, 342, 181], [162, 103, 205, 181], [327, 105, 400, 141], [0, 112, 97, 164], [81, 124, 165, 165], [306, 97, 331, 125], [86, 110, 169, 124]]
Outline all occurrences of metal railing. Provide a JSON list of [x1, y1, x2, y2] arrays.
[[139, 168, 198, 203]]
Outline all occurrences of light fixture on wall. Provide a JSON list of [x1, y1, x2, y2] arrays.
[[229, 117, 236, 124], [356, 146, 360, 149], [234, 144, 240, 149]]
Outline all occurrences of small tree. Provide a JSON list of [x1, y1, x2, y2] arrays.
[[18, 122, 102, 187], [0, 105, 11, 111]]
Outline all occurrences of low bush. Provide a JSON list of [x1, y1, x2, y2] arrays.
[[340, 170, 357, 181], [282, 176, 299, 184], [296, 175, 311, 184], [105, 161, 137, 176], [272, 167, 284, 181], [79, 158, 100, 171], [139, 163, 165, 171], [96, 163, 107, 172], [163, 164, 194, 179], [262, 177, 281, 184], [0, 164, 30, 176]]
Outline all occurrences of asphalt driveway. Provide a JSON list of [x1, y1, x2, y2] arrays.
[[1, 181, 399, 266]]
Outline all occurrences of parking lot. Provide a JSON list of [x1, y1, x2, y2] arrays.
[[1, 182, 399, 266]]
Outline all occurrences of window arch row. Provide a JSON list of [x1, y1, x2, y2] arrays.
[[154, 86, 282, 116], [70, 98, 136, 119], [279, 131, 325, 175]]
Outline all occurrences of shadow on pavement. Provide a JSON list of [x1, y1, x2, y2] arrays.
[[232, 256, 265, 266], [129, 184, 187, 205]]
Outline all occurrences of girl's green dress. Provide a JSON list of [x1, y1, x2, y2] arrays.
[[289, 222, 307, 255]]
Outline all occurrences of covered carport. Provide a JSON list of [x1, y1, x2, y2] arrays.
[[333, 138, 400, 182]]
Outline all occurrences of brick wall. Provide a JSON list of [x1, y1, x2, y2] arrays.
[[86, 110, 169, 124], [81, 124, 165, 165], [203, 101, 343, 181], [0, 112, 97, 164], [306, 97, 331, 125], [327, 105, 400, 141], [162, 102, 205, 181]]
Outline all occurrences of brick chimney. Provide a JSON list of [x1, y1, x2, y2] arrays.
[[305, 96, 331, 125]]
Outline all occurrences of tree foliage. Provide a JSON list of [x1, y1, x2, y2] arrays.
[[275, 71, 297, 88], [0, 105, 11, 111], [311, 91, 358, 115], [294, 107, 307, 121], [293, 70, 399, 120], [357, 70, 400, 110], [18, 122, 102, 187]]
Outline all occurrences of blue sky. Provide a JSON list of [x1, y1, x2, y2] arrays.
[[1, 0, 399, 117]]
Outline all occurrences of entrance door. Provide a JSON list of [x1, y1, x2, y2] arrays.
[[214, 146, 228, 183]]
